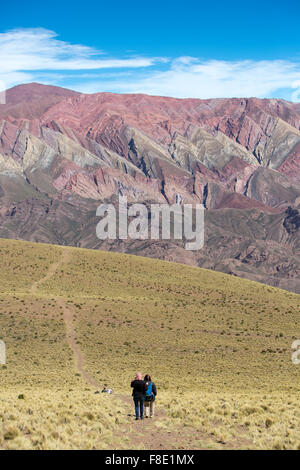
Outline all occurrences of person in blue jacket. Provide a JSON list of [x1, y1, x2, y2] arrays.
[[143, 374, 157, 418]]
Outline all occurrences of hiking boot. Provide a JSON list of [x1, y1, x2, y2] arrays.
[[135, 417, 139, 420]]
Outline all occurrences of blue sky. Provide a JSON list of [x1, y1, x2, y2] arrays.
[[0, 0, 300, 100]]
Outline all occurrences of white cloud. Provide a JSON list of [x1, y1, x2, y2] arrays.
[[89, 58, 300, 101], [0, 28, 164, 89], [0, 28, 300, 101]]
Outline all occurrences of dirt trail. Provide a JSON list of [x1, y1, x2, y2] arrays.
[[31, 260, 62, 293], [28, 249, 228, 449], [28, 250, 180, 447], [30, 249, 100, 388], [58, 298, 100, 388]]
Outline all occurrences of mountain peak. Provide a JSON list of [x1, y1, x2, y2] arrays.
[[0, 83, 80, 121]]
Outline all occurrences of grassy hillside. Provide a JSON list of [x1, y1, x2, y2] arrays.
[[0, 238, 299, 449]]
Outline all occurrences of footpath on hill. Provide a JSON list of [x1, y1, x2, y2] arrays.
[[29, 248, 243, 450]]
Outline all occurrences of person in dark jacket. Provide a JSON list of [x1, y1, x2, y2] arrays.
[[143, 374, 157, 418], [131, 372, 147, 420]]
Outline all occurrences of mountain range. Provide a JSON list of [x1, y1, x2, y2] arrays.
[[0, 83, 299, 292]]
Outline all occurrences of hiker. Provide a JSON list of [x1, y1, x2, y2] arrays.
[[131, 372, 147, 420], [144, 374, 157, 418]]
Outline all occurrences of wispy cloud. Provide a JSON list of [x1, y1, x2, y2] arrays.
[[1, 28, 300, 102], [0, 28, 165, 88], [82, 57, 300, 101]]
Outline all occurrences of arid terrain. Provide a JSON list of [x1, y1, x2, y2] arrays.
[[0, 83, 299, 292], [0, 238, 300, 450]]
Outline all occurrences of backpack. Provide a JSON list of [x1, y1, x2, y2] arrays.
[[145, 381, 154, 401]]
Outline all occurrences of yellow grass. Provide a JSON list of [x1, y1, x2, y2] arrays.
[[0, 237, 299, 449]]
